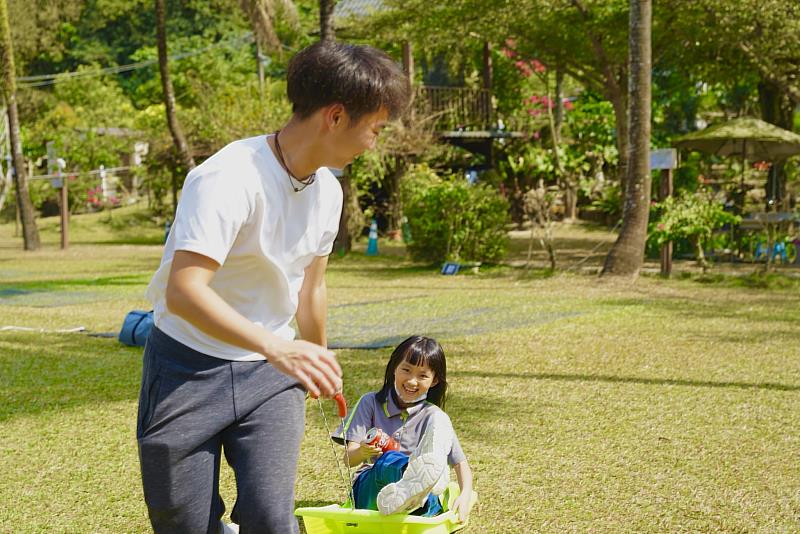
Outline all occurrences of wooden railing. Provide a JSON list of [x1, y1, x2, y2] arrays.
[[413, 86, 492, 131]]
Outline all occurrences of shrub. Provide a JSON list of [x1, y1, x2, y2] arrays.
[[403, 168, 509, 264], [648, 190, 740, 271]]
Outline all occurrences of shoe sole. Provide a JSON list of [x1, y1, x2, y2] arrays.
[[377, 411, 454, 514], [377, 453, 446, 515]]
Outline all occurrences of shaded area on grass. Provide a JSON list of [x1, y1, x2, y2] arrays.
[[0, 274, 151, 307], [452, 370, 800, 392], [0, 333, 141, 422], [0, 290, 109, 307], [328, 295, 584, 349]]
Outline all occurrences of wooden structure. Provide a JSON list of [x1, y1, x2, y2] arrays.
[[335, 0, 524, 168]]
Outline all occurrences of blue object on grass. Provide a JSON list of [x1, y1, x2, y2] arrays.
[[441, 263, 460, 275], [119, 310, 154, 347]]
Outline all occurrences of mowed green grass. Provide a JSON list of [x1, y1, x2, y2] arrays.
[[1, 209, 799, 533]]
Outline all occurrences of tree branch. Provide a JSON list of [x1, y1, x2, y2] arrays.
[[569, 0, 625, 101]]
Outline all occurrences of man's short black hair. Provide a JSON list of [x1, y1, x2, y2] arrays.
[[287, 41, 410, 123]]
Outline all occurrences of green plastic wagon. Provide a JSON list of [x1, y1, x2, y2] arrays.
[[295, 482, 477, 534]]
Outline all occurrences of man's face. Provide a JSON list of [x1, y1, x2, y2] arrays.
[[329, 107, 389, 168]]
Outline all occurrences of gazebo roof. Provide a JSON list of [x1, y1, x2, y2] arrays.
[[673, 117, 800, 161]]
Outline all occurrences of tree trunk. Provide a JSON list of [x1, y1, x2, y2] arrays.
[[609, 87, 629, 191], [0, 113, 12, 212], [333, 167, 352, 255], [601, 0, 651, 278], [543, 71, 576, 222], [758, 80, 794, 210], [570, 1, 628, 191], [554, 67, 564, 141], [565, 183, 578, 220], [241, 0, 283, 54], [156, 0, 195, 173], [693, 237, 709, 273], [386, 156, 405, 234], [0, 0, 39, 250], [320, 0, 356, 254], [320, 0, 335, 43], [256, 42, 265, 95]]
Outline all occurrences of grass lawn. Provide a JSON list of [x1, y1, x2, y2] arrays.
[[1, 207, 799, 533]]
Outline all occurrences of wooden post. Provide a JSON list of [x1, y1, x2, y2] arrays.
[[482, 41, 492, 90], [401, 41, 413, 84], [401, 40, 414, 116], [14, 190, 20, 237], [659, 167, 673, 276], [60, 174, 68, 249], [482, 41, 492, 128], [47, 142, 69, 249], [651, 149, 677, 277]]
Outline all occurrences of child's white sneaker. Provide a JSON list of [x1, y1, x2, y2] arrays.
[[377, 411, 454, 515]]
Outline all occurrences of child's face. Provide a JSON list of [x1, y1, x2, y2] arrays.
[[393, 358, 437, 404]]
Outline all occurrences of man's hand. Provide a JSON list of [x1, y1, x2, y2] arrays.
[[267, 339, 342, 398]]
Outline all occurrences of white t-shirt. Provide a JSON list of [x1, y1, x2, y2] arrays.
[[145, 135, 343, 361]]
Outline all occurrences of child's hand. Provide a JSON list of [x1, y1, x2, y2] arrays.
[[358, 442, 383, 462], [452, 493, 472, 523]]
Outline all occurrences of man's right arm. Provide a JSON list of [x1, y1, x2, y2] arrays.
[[165, 249, 342, 398]]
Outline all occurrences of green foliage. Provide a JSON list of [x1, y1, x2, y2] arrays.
[[402, 167, 509, 263], [19, 72, 139, 216], [185, 78, 291, 148], [589, 182, 622, 222], [498, 143, 552, 189], [649, 191, 740, 247], [399, 163, 442, 210], [564, 96, 618, 162], [649, 190, 740, 269], [349, 143, 396, 208]]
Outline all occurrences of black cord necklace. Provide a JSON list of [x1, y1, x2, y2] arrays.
[[273, 130, 316, 192]]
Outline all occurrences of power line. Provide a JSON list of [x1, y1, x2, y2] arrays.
[[19, 33, 256, 88]]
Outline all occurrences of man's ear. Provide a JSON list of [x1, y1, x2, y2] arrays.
[[324, 103, 347, 130]]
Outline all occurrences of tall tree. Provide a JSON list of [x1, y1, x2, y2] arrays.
[[320, 0, 336, 42], [601, 0, 652, 277], [0, 0, 39, 250], [320, 0, 355, 256], [691, 0, 800, 209], [361, 0, 667, 189], [155, 0, 196, 173], [240, 0, 299, 55]]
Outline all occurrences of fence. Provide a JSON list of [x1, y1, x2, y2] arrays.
[[414, 86, 492, 131]]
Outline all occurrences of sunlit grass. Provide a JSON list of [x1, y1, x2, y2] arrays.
[[1, 210, 798, 533]]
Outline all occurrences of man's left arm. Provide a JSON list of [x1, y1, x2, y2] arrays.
[[296, 255, 330, 347]]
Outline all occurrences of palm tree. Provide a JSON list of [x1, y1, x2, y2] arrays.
[[601, 0, 652, 277], [0, 0, 39, 250], [155, 0, 195, 174]]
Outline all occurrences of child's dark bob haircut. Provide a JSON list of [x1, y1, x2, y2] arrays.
[[376, 335, 448, 410], [287, 41, 410, 123]]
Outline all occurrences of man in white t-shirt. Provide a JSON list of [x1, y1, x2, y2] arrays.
[[137, 41, 410, 534]]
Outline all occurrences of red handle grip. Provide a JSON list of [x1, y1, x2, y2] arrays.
[[333, 392, 347, 418]]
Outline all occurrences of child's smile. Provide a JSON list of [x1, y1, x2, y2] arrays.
[[394, 359, 437, 405]]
